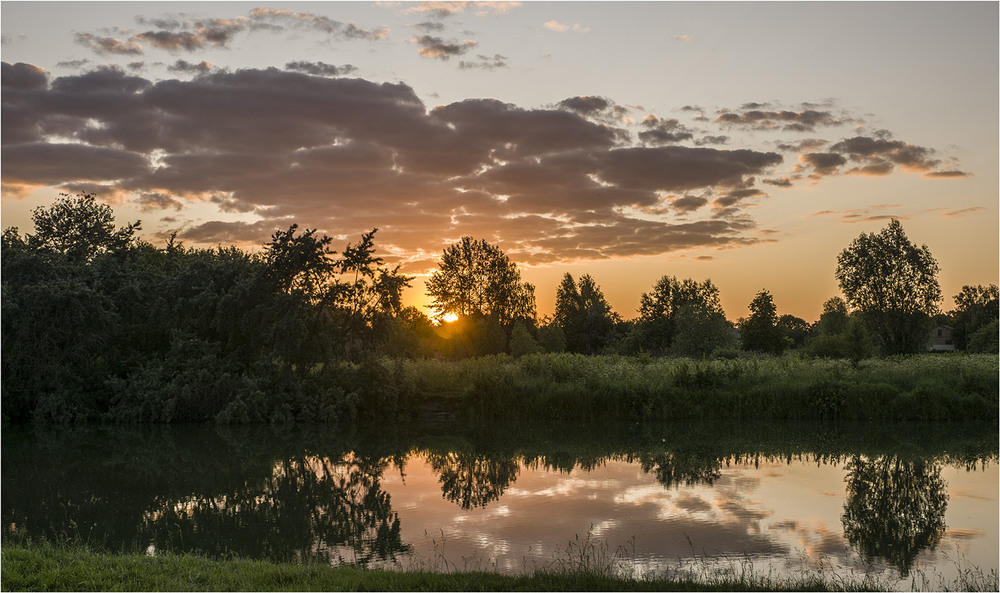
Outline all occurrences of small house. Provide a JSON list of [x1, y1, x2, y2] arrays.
[[927, 324, 955, 351]]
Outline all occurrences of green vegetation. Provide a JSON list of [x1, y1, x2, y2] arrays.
[[2, 195, 998, 425], [0, 542, 899, 592], [399, 353, 998, 424]]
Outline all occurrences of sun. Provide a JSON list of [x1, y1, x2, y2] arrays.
[[442, 312, 459, 323]]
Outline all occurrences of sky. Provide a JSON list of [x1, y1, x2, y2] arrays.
[[2, 1, 997, 322]]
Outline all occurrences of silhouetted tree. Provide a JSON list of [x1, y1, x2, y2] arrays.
[[816, 296, 850, 336], [836, 220, 941, 355], [739, 290, 786, 354], [553, 273, 619, 354], [670, 303, 738, 357], [951, 284, 999, 350], [425, 237, 535, 326], [24, 192, 140, 260], [778, 314, 810, 349], [627, 276, 724, 354]]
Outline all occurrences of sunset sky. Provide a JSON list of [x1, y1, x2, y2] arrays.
[[2, 1, 997, 321]]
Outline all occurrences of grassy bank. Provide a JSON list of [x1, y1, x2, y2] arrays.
[[1, 543, 887, 592], [398, 353, 998, 423]]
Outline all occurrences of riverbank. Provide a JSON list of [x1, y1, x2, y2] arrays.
[[403, 353, 998, 424], [1, 543, 889, 592]]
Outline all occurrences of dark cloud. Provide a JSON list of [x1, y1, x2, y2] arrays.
[[672, 195, 709, 213], [558, 96, 610, 115], [2, 62, 48, 90], [716, 108, 852, 132], [167, 60, 213, 74], [800, 152, 847, 175], [76, 9, 389, 59], [285, 61, 358, 77], [73, 32, 143, 55], [2, 64, 966, 265], [694, 135, 728, 146], [135, 192, 184, 211], [412, 35, 477, 59], [923, 169, 971, 179], [249, 8, 389, 40], [133, 30, 208, 51], [56, 59, 91, 70], [638, 115, 694, 145], [827, 131, 953, 177], [458, 54, 508, 70], [776, 138, 827, 152], [762, 177, 795, 188], [713, 188, 766, 209], [411, 21, 446, 32]]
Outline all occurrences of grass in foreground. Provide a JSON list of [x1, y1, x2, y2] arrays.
[[1, 543, 874, 592]]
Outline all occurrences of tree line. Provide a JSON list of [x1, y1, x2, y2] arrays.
[[2, 194, 996, 422]]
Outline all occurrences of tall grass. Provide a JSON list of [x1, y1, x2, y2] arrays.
[[6, 535, 996, 591], [388, 353, 997, 424]]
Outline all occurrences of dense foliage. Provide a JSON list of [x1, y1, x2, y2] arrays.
[[2, 199, 996, 424], [2, 194, 414, 423], [835, 219, 941, 355]]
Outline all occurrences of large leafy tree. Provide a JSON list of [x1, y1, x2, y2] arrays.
[[24, 192, 140, 260], [425, 237, 535, 326], [553, 273, 619, 354], [835, 219, 941, 355], [739, 290, 787, 354], [629, 276, 724, 353]]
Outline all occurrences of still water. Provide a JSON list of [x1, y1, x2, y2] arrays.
[[3, 421, 996, 589]]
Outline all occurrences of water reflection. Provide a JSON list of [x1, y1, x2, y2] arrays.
[[426, 451, 520, 509], [2, 421, 995, 580], [842, 456, 948, 575]]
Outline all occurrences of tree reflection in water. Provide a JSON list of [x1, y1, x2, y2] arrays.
[[841, 455, 948, 576], [425, 451, 520, 509], [638, 451, 724, 488], [143, 454, 408, 564]]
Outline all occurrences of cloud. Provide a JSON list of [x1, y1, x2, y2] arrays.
[[411, 21, 446, 32], [2, 62, 48, 90], [401, 2, 521, 18], [923, 169, 971, 179], [826, 130, 963, 178], [800, 152, 847, 176], [558, 96, 610, 115], [927, 206, 985, 217], [543, 20, 590, 33], [811, 206, 909, 224], [638, 115, 694, 145], [167, 60, 214, 75], [458, 54, 508, 70], [412, 35, 478, 59], [56, 59, 92, 70], [716, 107, 853, 132], [249, 8, 390, 40], [134, 191, 184, 211], [74, 9, 390, 58], [694, 135, 728, 146], [285, 61, 358, 77], [1, 64, 966, 266], [74, 32, 143, 55], [672, 195, 709, 213]]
